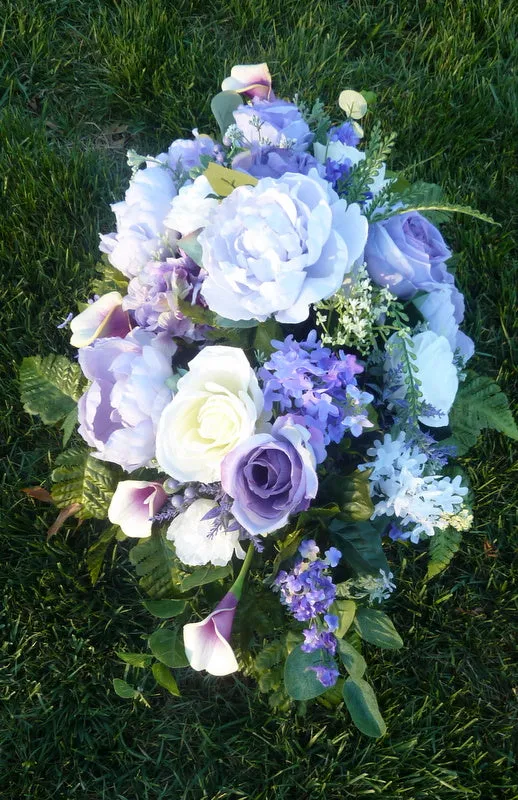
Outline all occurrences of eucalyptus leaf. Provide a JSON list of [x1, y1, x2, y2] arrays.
[[210, 90, 243, 137], [143, 599, 187, 618], [214, 315, 258, 329], [328, 599, 356, 638], [152, 662, 180, 696], [178, 230, 203, 265], [180, 563, 232, 591], [149, 627, 189, 668], [343, 677, 387, 738], [354, 608, 403, 650], [283, 646, 330, 701], [337, 639, 366, 679], [112, 678, 139, 700], [116, 652, 154, 668]]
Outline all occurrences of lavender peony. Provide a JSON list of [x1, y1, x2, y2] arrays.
[[221, 416, 318, 536], [364, 212, 453, 299], [77, 329, 176, 471], [233, 98, 312, 151], [199, 169, 368, 324]]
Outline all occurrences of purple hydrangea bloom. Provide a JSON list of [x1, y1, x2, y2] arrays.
[[275, 541, 337, 622], [232, 145, 322, 180], [301, 623, 337, 655], [307, 664, 340, 688], [77, 329, 176, 472], [166, 132, 224, 175], [122, 255, 206, 339], [259, 331, 372, 459], [328, 121, 361, 146], [364, 212, 453, 299], [324, 157, 352, 186], [233, 98, 313, 151]]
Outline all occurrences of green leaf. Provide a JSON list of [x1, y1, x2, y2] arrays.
[[20, 354, 84, 425], [51, 448, 120, 520], [210, 90, 243, 137], [354, 608, 403, 650], [90, 261, 128, 296], [322, 469, 374, 522], [253, 318, 284, 358], [328, 599, 356, 638], [129, 530, 180, 599], [116, 652, 154, 668], [143, 599, 186, 618], [214, 316, 258, 329], [337, 639, 366, 679], [427, 526, 463, 579], [267, 527, 305, 584], [178, 231, 203, 266], [152, 662, 180, 696], [283, 646, 330, 701], [446, 373, 518, 455], [112, 678, 139, 700], [343, 677, 387, 738], [86, 524, 118, 585], [180, 563, 232, 592], [391, 202, 496, 226], [176, 296, 216, 327], [149, 628, 189, 668], [330, 520, 389, 577], [61, 406, 78, 445]]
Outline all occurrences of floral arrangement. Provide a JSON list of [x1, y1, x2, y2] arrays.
[[20, 63, 517, 737]]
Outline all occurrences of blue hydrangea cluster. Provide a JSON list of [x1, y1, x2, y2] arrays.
[[327, 121, 361, 146], [275, 540, 342, 687], [324, 157, 352, 187], [259, 331, 373, 461]]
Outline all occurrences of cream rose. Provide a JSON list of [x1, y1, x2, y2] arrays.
[[156, 346, 264, 483]]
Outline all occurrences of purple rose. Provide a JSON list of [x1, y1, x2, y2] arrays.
[[233, 98, 313, 152], [77, 329, 176, 472], [221, 416, 318, 536], [364, 212, 453, 299], [232, 145, 322, 180]]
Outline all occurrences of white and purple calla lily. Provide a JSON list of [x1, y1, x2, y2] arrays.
[[221, 62, 273, 99], [183, 591, 240, 676], [108, 480, 168, 538], [182, 545, 254, 676], [70, 291, 131, 348]]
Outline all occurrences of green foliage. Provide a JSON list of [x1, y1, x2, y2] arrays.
[[129, 529, 180, 598], [339, 123, 396, 204], [177, 231, 203, 266], [90, 260, 128, 296], [142, 598, 186, 618], [447, 373, 518, 455], [179, 563, 232, 592], [354, 608, 404, 650], [86, 524, 119, 584], [19, 354, 84, 425], [252, 640, 290, 709], [330, 519, 389, 577], [427, 527, 463, 579], [152, 661, 180, 696], [321, 469, 374, 522], [210, 90, 242, 137], [328, 599, 356, 638], [343, 678, 387, 738], [51, 448, 120, 519], [148, 627, 188, 668], [116, 652, 154, 668], [112, 678, 139, 700], [337, 639, 367, 679], [283, 645, 330, 701]]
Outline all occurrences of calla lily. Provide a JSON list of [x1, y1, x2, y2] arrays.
[[183, 545, 254, 676], [70, 291, 131, 348], [108, 480, 168, 538], [221, 63, 273, 99]]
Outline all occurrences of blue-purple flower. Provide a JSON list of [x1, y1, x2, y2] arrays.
[[221, 416, 318, 536], [232, 145, 322, 180], [364, 212, 453, 299], [233, 98, 312, 151]]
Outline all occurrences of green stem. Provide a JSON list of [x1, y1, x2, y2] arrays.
[[230, 544, 254, 600]]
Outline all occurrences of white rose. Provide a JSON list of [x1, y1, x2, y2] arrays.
[[163, 175, 219, 237], [156, 346, 264, 483], [385, 330, 458, 427], [167, 499, 246, 567]]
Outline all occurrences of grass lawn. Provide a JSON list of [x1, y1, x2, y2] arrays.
[[1, 0, 517, 797]]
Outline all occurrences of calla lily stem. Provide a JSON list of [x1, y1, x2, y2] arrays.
[[229, 544, 255, 600]]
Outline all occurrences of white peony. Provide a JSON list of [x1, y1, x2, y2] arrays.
[[156, 346, 264, 483], [167, 499, 246, 567], [385, 330, 458, 426], [163, 175, 219, 237]]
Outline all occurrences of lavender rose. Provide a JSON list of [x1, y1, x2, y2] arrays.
[[77, 329, 176, 471], [199, 169, 368, 324], [221, 416, 318, 536], [233, 98, 312, 151], [364, 212, 453, 299]]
